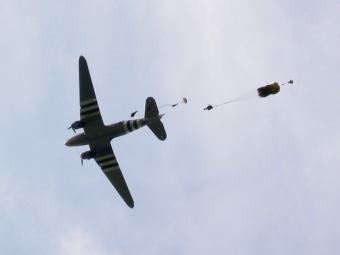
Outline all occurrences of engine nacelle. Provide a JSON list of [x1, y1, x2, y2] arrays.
[[68, 120, 86, 133], [80, 151, 96, 160]]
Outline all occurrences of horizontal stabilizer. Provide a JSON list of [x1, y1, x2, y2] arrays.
[[148, 120, 167, 141]]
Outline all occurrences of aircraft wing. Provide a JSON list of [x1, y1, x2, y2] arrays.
[[89, 139, 134, 208], [79, 56, 106, 139]]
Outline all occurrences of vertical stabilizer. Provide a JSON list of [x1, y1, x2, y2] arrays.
[[144, 97, 159, 119]]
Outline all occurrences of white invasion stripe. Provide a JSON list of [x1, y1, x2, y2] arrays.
[[95, 154, 114, 161], [130, 121, 136, 131], [81, 104, 98, 112], [81, 111, 100, 119], [137, 119, 142, 128], [103, 166, 120, 173], [123, 121, 130, 133], [99, 160, 117, 167], [81, 98, 97, 106]]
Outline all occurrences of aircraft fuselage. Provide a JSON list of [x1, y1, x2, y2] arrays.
[[64, 116, 160, 147]]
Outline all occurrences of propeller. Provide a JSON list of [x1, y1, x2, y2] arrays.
[[68, 120, 86, 133], [68, 126, 76, 133], [80, 151, 96, 166]]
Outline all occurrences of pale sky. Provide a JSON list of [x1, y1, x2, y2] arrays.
[[1, 1, 340, 254]]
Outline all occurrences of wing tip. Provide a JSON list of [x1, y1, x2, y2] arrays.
[[79, 55, 87, 65], [127, 200, 134, 208]]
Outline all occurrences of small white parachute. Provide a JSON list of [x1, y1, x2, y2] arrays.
[[172, 98, 187, 107], [159, 98, 188, 108]]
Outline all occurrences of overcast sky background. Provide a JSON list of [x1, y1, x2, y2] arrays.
[[1, 1, 340, 254]]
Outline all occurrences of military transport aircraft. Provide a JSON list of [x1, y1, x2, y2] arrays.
[[65, 56, 167, 208]]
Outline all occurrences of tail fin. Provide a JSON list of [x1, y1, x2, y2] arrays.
[[145, 97, 167, 141], [144, 97, 159, 119]]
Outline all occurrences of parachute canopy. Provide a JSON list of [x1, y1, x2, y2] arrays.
[[204, 79, 293, 110], [257, 82, 280, 98], [282, 80, 293, 85], [204, 105, 213, 111]]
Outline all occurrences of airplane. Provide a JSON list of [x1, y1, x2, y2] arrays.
[[64, 56, 167, 208]]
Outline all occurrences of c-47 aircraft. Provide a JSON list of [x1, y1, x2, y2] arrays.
[[65, 56, 167, 208]]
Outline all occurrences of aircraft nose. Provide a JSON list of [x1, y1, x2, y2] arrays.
[[64, 139, 70, 146]]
